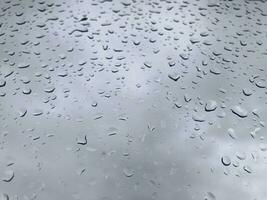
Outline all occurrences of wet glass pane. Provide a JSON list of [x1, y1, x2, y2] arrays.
[[0, 0, 267, 199]]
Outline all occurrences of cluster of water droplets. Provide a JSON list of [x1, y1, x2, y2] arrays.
[[0, 0, 267, 199]]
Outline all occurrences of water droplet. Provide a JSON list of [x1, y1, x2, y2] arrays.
[[77, 135, 87, 145], [243, 165, 252, 174], [231, 106, 248, 118], [168, 73, 180, 81], [221, 156, 231, 166], [0, 79, 6, 87], [123, 168, 134, 177], [205, 100, 217, 112], [1, 170, 14, 182], [33, 109, 43, 116], [18, 108, 27, 117], [205, 192, 216, 200]]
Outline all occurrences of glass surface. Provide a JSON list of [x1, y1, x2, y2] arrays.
[[0, 0, 267, 199]]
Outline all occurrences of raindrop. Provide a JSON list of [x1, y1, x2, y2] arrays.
[[44, 86, 55, 93], [1, 170, 14, 182], [205, 192, 216, 200], [205, 100, 217, 112], [179, 53, 189, 60], [33, 109, 43, 116], [243, 165, 252, 174], [0, 79, 6, 87], [231, 106, 248, 118], [18, 108, 27, 117], [77, 135, 87, 145], [144, 62, 152, 68], [221, 156, 231, 166], [168, 73, 180, 81], [123, 168, 134, 177]]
